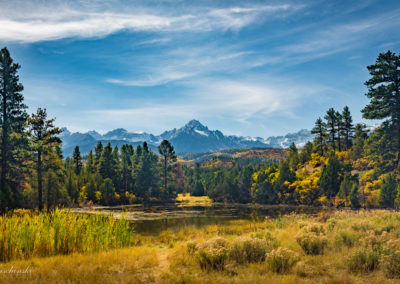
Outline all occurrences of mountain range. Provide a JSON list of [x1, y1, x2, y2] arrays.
[[60, 119, 314, 156]]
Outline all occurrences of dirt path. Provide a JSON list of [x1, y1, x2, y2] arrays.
[[155, 248, 170, 279]]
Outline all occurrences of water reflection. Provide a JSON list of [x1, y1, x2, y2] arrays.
[[76, 204, 331, 235]]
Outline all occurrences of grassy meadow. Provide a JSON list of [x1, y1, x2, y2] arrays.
[[1, 208, 400, 283]]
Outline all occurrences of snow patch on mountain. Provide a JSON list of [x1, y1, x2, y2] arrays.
[[60, 120, 314, 156], [194, 129, 208, 136]]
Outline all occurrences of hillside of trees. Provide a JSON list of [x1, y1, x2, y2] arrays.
[[0, 47, 399, 210]]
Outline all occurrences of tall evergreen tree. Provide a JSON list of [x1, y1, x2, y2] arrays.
[[0, 47, 28, 209], [99, 143, 114, 179], [319, 152, 342, 198], [135, 143, 158, 199], [94, 141, 103, 169], [27, 108, 61, 211], [311, 117, 326, 155], [325, 108, 337, 151], [158, 140, 177, 194], [86, 150, 95, 174], [352, 123, 368, 159], [72, 146, 82, 175], [43, 150, 65, 211], [288, 142, 299, 171], [362, 51, 400, 161], [335, 111, 343, 151], [350, 183, 361, 209], [379, 174, 397, 208], [120, 144, 133, 192], [341, 106, 354, 150]]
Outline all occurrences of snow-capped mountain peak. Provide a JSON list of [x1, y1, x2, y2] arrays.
[[60, 120, 314, 156]]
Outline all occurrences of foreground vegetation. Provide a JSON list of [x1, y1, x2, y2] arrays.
[[2, 209, 400, 283], [0, 209, 132, 262]]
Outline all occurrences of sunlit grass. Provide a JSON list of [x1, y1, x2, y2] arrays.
[[176, 193, 212, 206], [0, 208, 133, 262], [3, 209, 400, 283]]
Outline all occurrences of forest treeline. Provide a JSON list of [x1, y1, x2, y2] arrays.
[[0, 47, 399, 210]]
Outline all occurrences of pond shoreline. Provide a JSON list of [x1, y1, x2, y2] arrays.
[[69, 203, 341, 235]]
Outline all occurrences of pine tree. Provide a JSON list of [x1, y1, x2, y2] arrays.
[[94, 141, 103, 169], [111, 146, 121, 190], [65, 168, 78, 203], [120, 144, 134, 192], [311, 118, 326, 156], [100, 178, 115, 205], [300, 141, 313, 163], [99, 143, 115, 180], [86, 176, 97, 202], [27, 108, 62, 211], [134, 143, 158, 199], [335, 111, 343, 151], [72, 146, 82, 175], [350, 183, 361, 209], [341, 106, 354, 150], [43, 149, 66, 210], [0, 47, 28, 210], [362, 51, 400, 161], [352, 123, 368, 159], [288, 142, 299, 171], [319, 152, 342, 198], [325, 108, 337, 151], [158, 140, 177, 195], [277, 160, 295, 185], [338, 174, 352, 199], [86, 150, 95, 174], [379, 174, 397, 208]]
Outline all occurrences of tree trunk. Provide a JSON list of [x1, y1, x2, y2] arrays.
[[164, 157, 167, 193], [319, 129, 324, 156], [38, 150, 43, 211], [46, 174, 50, 213], [0, 86, 8, 210]]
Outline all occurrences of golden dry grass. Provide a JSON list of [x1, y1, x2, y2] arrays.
[[2, 209, 400, 283], [176, 193, 212, 206]]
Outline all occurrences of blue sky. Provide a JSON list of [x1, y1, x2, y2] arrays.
[[0, 0, 399, 137]]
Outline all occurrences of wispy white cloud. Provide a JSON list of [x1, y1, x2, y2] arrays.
[[0, 1, 296, 42], [106, 9, 400, 88], [84, 76, 328, 134], [106, 71, 194, 87], [106, 45, 255, 86]]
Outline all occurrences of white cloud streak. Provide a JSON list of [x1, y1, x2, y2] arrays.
[[0, 1, 294, 42], [85, 76, 328, 133]]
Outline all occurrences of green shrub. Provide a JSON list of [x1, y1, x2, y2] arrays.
[[265, 231, 281, 249], [196, 237, 231, 271], [186, 241, 197, 255], [296, 232, 328, 255], [266, 247, 299, 274], [335, 231, 357, 247], [383, 250, 400, 278], [303, 223, 325, 235], [229, 237, 268, 264], [382, 240, 400, 278], [347, 248, 380, 273]]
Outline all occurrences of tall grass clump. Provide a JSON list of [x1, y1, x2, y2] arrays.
[[229, 237, 269, 264], [347, 247, 380, 273], [0, 209, 133, 262], [196, 237, 231, 271], [382, 240, 400, 278], [296, 223, 328, 255], [266, 247, 298, 274], [335, 230, 357, 248]]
